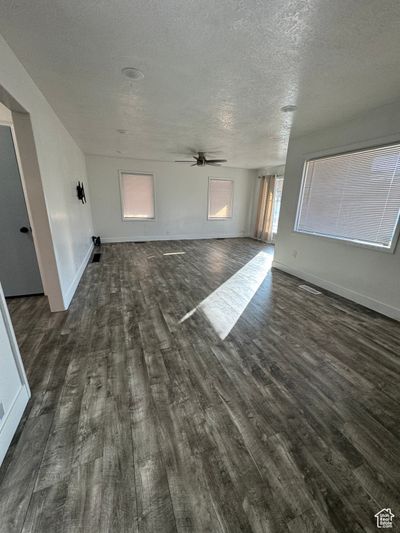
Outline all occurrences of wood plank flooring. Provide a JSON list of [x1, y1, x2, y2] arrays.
[[1, 238, 399, 532]]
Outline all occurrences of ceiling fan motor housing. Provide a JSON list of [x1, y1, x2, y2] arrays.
[[197, 153, 207, 166], [174, 151, 227, 166]]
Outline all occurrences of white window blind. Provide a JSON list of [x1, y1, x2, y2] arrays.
[[120, 172, 155, 219], [295, 143, 400, 250], [208, 179, 233, 219]]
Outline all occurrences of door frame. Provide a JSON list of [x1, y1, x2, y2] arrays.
[[0, 283, 30, 465], [0, 86, 66, 311], [0, 118, 44, 296], [0, 285, 30, 391]]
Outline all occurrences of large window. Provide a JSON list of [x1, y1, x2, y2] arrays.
[[295, 143, 400, 251], [271, 176, 284, 240], [120, 172, 155, 220], [208, 178, 233, 219]]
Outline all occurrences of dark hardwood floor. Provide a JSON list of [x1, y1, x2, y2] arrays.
[[0, 238, 399, 532]]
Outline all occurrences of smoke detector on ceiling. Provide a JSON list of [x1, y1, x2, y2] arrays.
[[121, 67, 144, 81]]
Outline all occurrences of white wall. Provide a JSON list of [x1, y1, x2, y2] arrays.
[[0, 102, 11, 122], [87, 155, 257, 242], [257, 165, 286, 176], [274, 101, 400, 320], [0, 35, 93, 310]]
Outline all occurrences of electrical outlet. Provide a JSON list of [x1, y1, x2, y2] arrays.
[[0, 402, 4, 422]]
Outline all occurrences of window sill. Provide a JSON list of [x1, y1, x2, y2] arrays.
[[122, 217, 156, 222], [292, 229, 397, 254]]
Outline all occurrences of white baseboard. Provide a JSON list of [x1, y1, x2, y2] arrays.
[[101, 233, 251, 243], [272, 260, 400, 321], [63, 243, 94, 309]]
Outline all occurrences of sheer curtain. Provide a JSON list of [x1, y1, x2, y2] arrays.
[[255, 175, 276, 242]]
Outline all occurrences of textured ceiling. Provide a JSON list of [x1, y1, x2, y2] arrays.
[[1, 0, 400, 168]]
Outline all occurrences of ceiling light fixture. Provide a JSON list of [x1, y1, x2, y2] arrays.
[[121, 67, 144, 81], [117, 129, 129, 134], [281, 105, 297, 113]]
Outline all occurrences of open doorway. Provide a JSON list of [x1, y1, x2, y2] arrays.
[[0, 87, 66, 311], [0, 104, 43, 297]]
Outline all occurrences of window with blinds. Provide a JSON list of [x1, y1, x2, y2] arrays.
[[208, 178, 233, 219], [295, 143, 400, 251], [120, 172, 155, 220]]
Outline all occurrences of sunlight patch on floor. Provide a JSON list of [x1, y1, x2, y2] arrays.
[[180, 251, 273, 339]]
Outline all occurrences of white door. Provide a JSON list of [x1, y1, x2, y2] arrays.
[[0, 284, 30, 465], [0, 124, 43, 297]]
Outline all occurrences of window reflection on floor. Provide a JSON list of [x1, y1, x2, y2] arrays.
[[180, 251, 273, 339]]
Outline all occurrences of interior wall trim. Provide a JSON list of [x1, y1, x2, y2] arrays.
[[0, 283, 30, 465], [63, 243, 93, 309]]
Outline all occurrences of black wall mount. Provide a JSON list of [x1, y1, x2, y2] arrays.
[[77, 181, 87, 204]]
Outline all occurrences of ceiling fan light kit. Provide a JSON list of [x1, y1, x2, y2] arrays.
[[175, 152, 227, 167]]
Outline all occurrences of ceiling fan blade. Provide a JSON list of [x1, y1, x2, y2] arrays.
[[206, 159, 227, 164], [175, 160, 196, 163], [191, 163, 198, 166], [206, 163, 222, 166]]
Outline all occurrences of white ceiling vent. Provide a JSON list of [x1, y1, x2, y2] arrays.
[[298, 284, 321, 295]]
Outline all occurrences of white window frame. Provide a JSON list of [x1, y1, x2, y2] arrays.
[[294, 142, 400, 254], [119, 170, 156, 221], [207, 177, 234, 220]]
